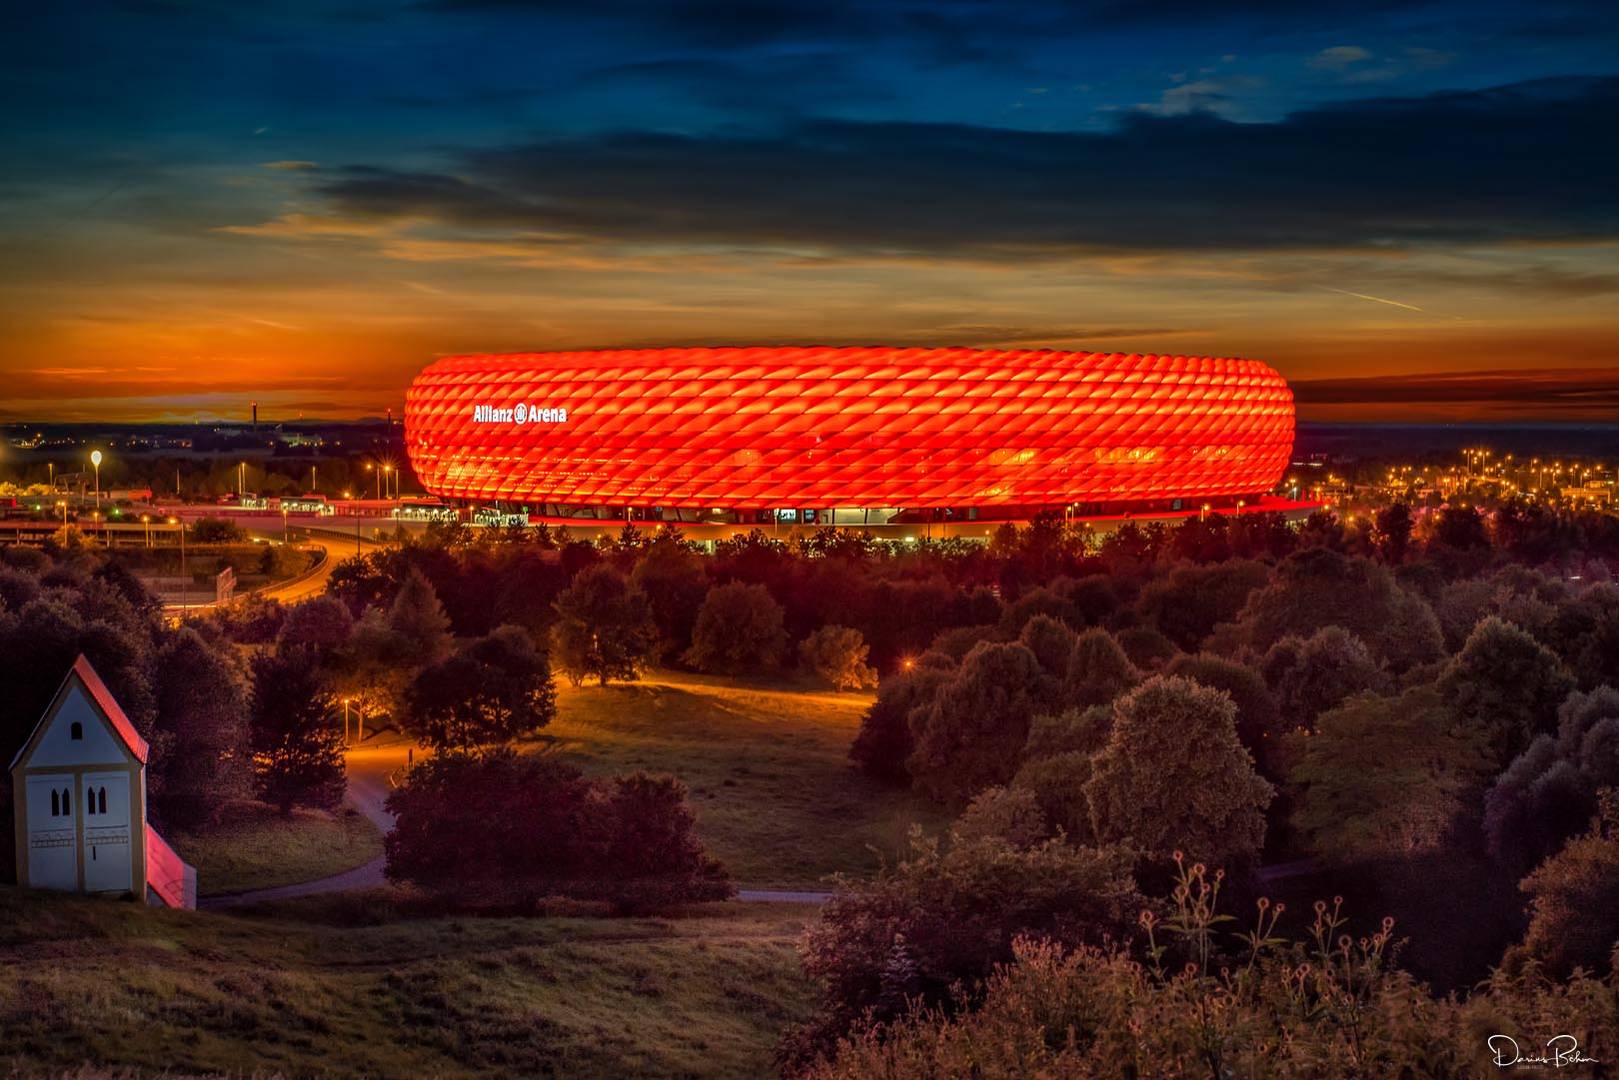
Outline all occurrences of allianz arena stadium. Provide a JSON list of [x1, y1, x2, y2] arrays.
[[403, 347, 1299, 527]]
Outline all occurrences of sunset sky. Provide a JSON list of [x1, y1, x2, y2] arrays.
[[2, 1, 1616, 423]]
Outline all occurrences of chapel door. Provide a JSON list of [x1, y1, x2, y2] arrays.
[[81, 771, 134, 894], [24, 774, 78, 890]]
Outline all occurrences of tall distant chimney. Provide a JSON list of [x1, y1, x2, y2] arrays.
[[251, 401, 258, 429]]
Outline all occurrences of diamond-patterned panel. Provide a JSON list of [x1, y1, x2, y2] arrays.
[[404, 347, 1295, 509]]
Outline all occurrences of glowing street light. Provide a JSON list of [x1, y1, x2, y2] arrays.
[[90, 449, 102, 508], [168, 517, 187, 582]]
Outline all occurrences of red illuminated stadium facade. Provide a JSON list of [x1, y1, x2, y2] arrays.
[[404, 347, 1299, 528]]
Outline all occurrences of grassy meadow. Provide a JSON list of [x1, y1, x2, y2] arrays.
[[0, 887, 817, 1078], [535, 670, 948, 888], [169, 801, 384, 896]]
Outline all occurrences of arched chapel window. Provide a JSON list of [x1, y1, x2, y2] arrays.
[[98, 788, 107, 815], [70, 722, 83, 740], [51, 790, 59, 816]]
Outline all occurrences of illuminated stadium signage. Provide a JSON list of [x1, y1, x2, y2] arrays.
[[409, 347, 1295, 509], [472, 404, 569, 424]]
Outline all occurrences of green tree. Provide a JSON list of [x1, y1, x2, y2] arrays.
[[278, 595, 355, 651], [1237, 547, 1442, 671], [849, 658, 954, 785], [1063, 628, 1140, 708], [684, 581, 789, 675], [1085, 676, 1273, 869], [403, 626, 557, 750], [908, 642, 1046, 805], [1484, 686, 1619, 877], [386, 566, 452, 669], [629, 535, 709, 661], [1163, 653, 1284, 774], [1136, 559, 1270, 651], [1373, 502, 1415, 563], [150, 627, 251, 828], [550, 563, 658, 686], [248, 646, 345, 815], [1516, 790, 1619, 978], [1262, 626, 1390, 732], [1288, 685, 1492, 864], [592, 772, 732, 911], [1018, 615, 1078, 681], [1440, 615, 1575, 763]]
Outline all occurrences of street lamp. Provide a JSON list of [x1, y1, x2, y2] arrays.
[[169, 517, 187, 583], [142, 514, 151, 548], [90, 449, 102, 508]]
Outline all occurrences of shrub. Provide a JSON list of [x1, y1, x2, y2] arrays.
[[800, 860, 1615, 1079], [1011, 752, 1096, 844], [685, 581, 789, 675], [928, 623, 999, 661], [781, 821, 1142, 1069], [800, 625, 878, 690], [385, 748, 731, 912]]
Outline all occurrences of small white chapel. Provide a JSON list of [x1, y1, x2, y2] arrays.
[[9, 655, 196, 909]]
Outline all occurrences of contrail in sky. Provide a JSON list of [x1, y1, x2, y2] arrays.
[[1320, 286, 1427, 313]]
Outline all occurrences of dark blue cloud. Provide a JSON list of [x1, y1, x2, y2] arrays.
[[307, 76, 1619, 253]]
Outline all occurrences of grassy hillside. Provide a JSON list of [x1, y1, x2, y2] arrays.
[[0, 887, 817, 1078], [169, 801, 384, 896], [537, 670, 947, 888]]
